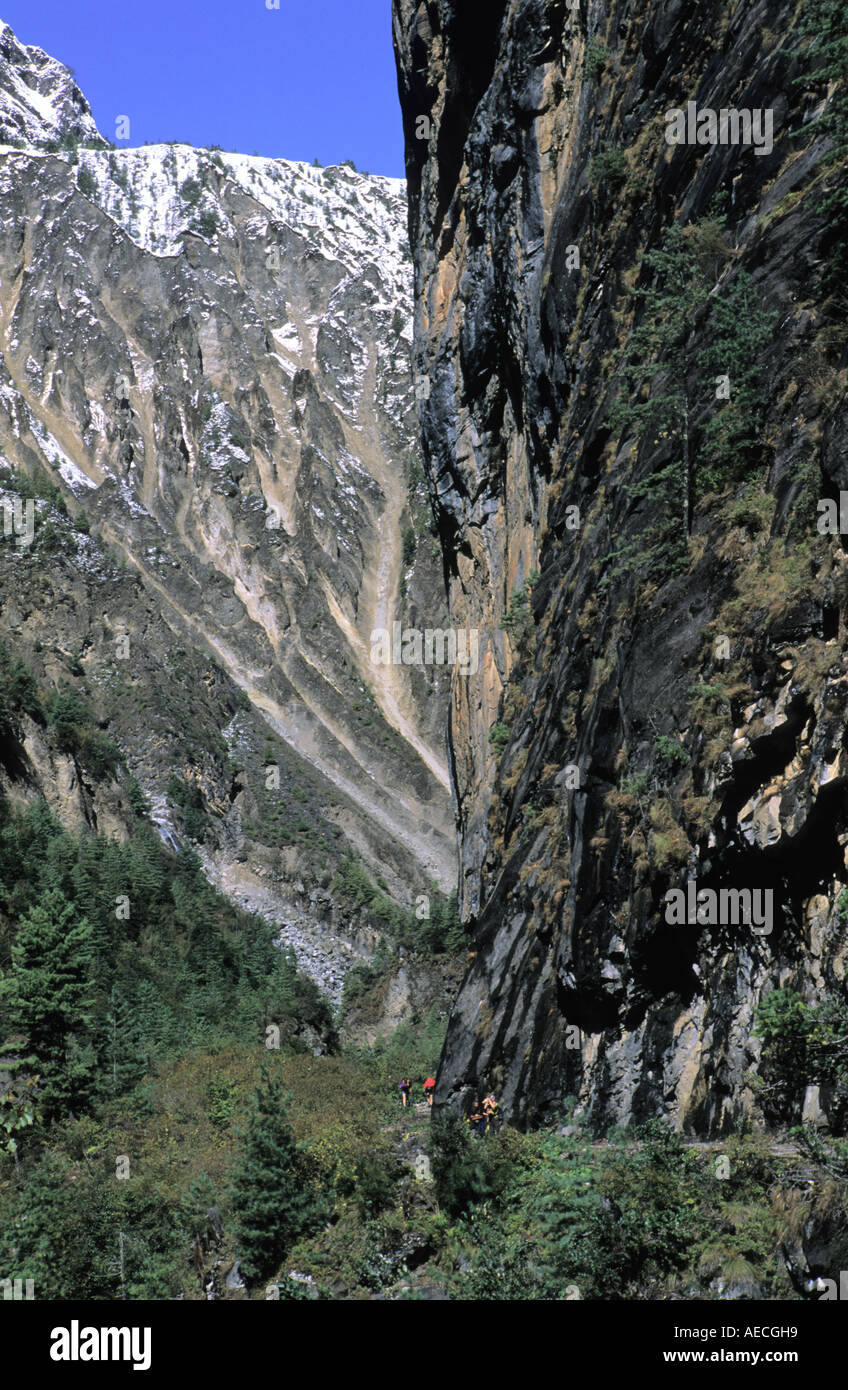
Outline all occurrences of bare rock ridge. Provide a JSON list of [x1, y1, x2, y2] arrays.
[[394, 0, 848, 1131], [0, 18, 455, 1004]]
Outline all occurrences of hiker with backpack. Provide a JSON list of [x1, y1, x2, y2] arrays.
[[469, 1096, 487, 1136], [483, 1092, 501, 1134]]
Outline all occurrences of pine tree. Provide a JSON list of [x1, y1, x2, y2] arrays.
[[607, 220, 776, 581], [229, 1068, 322, 1282], [1, 888, 94, 1118], [795, 0, 848, 283], [135, 978, 176, 1065], [697, 270, 777, 488], [97, 985, 146, 1096], [608, 221, 709, 574], [0, 799, 56, 891], [177, 1172, 218, 1276]]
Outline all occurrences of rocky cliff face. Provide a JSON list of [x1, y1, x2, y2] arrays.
[[395, 0, 848, 1131], [0, 20, 455, 1005]]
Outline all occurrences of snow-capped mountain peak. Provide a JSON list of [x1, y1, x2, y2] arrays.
[[0, 18, 103, 147], [0, 14, 455, 958]]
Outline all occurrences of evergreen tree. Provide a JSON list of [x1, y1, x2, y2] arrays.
[[795, 0, 848, 283], [608, 221, 776, 581], [97, 985, 146, 1097], [429, 1109, 511, 1218], [1, 888, 94, 1118], [0, 800, 56, 903], [608, 221, 709, 577], [0, 1150, 179, 1299], [697, 270, 777, 488], [41, 832, 77, 899], [177, 1172, 217, 1263], [753, 988, 810, 1123], [229, 1068, 322, 1282], [135, 978, 176, 1065]]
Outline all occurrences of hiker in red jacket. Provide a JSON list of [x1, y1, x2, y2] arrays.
[[423, 1077, 436, 1107]]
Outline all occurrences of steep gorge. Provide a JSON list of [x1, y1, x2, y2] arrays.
[[394, 0, 848, 1132], [0, 19, 456, 1006]]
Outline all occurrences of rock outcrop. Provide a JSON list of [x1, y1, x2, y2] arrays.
[[394, 0, 848, 1131]]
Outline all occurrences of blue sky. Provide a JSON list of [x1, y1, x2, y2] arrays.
[[2, 0, 406, 175]]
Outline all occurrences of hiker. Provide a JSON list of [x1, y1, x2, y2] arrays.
[[483, 1092, 501, 1134], [424, 1076, 436, 1108], [399, 1077, 412, 1108], [469, 1097, 486, 1136]]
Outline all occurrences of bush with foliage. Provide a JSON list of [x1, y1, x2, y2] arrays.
[[179, 176, 202, 206], [0, 643, 43, 737], [76, 164, 98, 199], [754, 988, 811, 1122], [429, 1110, 516, 1218], [590, 144, 627, 191], [166, 772, 208, 840], [753, 987, 848, 1127], [488, 721, 511, 754], [583, 39, 608, 81], [47, 685, 123, 780]]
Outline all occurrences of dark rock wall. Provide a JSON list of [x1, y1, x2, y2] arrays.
[[394, 0, 848, 1132]]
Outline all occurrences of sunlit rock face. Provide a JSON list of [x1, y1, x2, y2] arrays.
[[395, 0, 848, 1131], [0, 20, 456, 1004]]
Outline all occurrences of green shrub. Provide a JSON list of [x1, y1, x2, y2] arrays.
[[588, 1120, 702, 1294], [193, 208, 219, 238], [206, 1077, 239, 1128], [166, 774, 207, 840], [590, 144, 627, 189], [46, 686, 123, 780], [488, 722, 510, 754], [583, 39, 608, 81], [418, 891, 465, 954], [0, 645, 43, 735], [653, 734, 689, 776], [753, 988, 811, 1123], [76, 165, 97, 200], [697, 272, 777, 489], [794, 0, 848, 283], [500, 580, 535, 644], [179, 176, 202, 206], [401, 525, 417, 567], [429, 1110, 515, 1218]]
